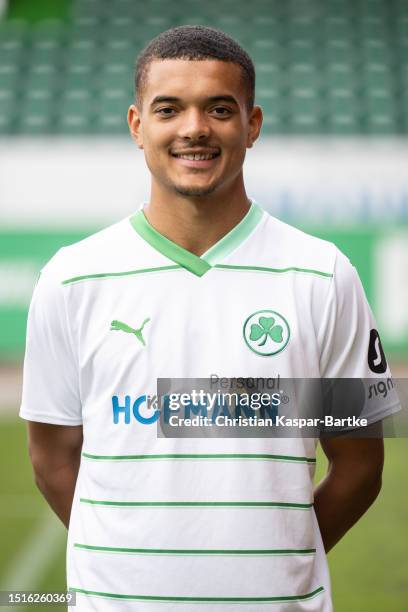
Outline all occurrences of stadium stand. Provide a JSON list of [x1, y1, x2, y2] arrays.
[[0, 0, 407, 135]]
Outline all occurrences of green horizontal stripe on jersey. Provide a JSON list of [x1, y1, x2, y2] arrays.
[[74, 543, 316, 556], [80, 499, 312, 509], [61, 263, 333, 285], [70, 586, 324, 603], [61, 264, 181, 285], [81, 452, 316, 463], [215, 264, 333, 278]]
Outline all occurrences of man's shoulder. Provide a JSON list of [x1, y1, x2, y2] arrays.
[[40, 216, 156, 285], [251, 210, 339, 277]]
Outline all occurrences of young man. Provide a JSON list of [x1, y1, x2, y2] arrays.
[[21, 26, 399, 611]]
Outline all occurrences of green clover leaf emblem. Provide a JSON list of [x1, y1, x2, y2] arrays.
[[243, 310, 290, 356], [249, 316, 283, 346]]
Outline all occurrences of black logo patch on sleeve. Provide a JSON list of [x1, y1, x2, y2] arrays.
[[368, 329, 387, 374]]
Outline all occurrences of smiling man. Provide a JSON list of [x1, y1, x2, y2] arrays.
[[128, 31, 262, 257], [21, 26, 399, 612]]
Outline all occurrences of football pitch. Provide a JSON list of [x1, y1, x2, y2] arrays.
[[0, 417, 406, 611]]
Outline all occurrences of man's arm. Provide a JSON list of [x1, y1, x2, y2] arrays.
[[27, 422, 83, 529], [314, 432, 384, 553]]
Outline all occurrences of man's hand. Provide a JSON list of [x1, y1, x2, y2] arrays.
[[27, 422, 83, 529], [314, 428, 384, 553]]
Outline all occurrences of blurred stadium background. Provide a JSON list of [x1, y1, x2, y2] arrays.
[[0, 0, 407, 610]]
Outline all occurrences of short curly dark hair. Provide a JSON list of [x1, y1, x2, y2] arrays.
[[135, 25, 255, 110]]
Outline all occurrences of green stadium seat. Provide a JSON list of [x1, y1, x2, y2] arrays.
[[174, 15, 209, 28], [288, 39, 319, 63], [361, 39, 393, 64], [358, 16, 389, 40], [396, 0, 408, 15], [113, 0, 141, 15], [102, 40, 137, 66], [103, 19, 146, 43], [56, 111, 94, 135], [19, 93, 54, 122], [0, 89, 15, 126], [287, 96, 322, 117], [261, 113, 286, 133], [362, 63, 395, 90], [287, 22, 319, 44], [0, 19, 29, 44], [288, 87, 323, 134], [286, 64, 322, 90], [96, 64, 131, 91], [256, 76, 282, 93], [25, 87, 54, 101], [65, 46, 100, 68], [0, 39, 25, 64], [290, 114, 322, 134], [31, 20, 66, 46], [144, 15, 173, 29], [324, 16, 356, 40], [97, 88, 130, 112], [31, 46, 65, 67], [251, 17, 285, 43], [326, 63, 358, 90], [69, 35, 99, 52], [364, 114, 399, 134], [0, 64, 20, 89], [359, 0, 389, 14], [63, 65, 96, 91], [363, 88, 398, 133], [95, 112, 129, 134], [327, 90, 360, 115], [73, 0, 110, 20], [326, 112, 361, 134], [0, 110, 16, 134], [251, 39, 285, 64], [24, 64, 60, 91], [398, 38, 408, 68], [75, 16, 101, 27], [17, 110, 54, 135], [212, 19, 248, 43], [401, 65, 408, 97], [256, 89, 285, 119], [326, 41, 357, 65], [60, 93, 93, 119]]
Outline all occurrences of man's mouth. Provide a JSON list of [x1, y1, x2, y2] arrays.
[[171, 150, 220, 161]]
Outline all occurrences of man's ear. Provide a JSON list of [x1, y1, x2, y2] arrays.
[[128, 104, 143, 149], [246, 105, 263, 149]]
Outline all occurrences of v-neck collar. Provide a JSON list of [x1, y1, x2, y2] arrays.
[[129, 201, 263, 277]]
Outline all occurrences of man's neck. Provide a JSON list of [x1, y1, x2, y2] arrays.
[[143, 183, 251, 256]]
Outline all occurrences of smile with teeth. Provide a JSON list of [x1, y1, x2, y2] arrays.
[[172, 152, 219, 160]]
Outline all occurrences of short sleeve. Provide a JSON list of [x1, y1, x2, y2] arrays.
[[20, 252, 82, 425], [318, 249, 400, 425]]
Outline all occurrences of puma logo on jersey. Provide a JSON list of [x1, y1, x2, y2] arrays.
[[110, 318, 151, 346]]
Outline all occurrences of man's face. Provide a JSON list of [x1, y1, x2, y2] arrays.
[[128, 59, 262, 198]]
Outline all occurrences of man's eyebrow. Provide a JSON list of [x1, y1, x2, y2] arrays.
[[207, 95, 239, 105], [150, 96, 180, 106], [150, 95, 239, 107]]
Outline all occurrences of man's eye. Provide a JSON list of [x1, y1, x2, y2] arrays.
[[211, 107, 231, 116], [156, 108, 176, 116]]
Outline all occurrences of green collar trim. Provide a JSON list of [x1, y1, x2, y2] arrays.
[[202, 202, 263, 265], [130, 212, 211, 276], [129, 202, 263, 277]]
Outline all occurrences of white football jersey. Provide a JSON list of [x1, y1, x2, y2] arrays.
[[20, 202, 399, 611]]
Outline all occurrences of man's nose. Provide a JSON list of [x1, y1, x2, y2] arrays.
[[178, 109, 210, 140]]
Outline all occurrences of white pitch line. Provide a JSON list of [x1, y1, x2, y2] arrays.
[[0, 510, 65, 609]]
